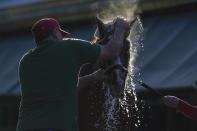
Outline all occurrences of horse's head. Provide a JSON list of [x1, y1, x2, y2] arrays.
[[93, 16, 137, 44], [93, 16, 137, 98]]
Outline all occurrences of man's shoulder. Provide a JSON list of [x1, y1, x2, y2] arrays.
[[63, 38, 89, 42], [61, 38, 90, 45], [19, 50, 32, 68], [58, 38, 93, 50], [21, 50, 33, 60]]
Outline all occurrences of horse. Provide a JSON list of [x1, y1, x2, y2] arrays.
[[78, 16, 137, 131]]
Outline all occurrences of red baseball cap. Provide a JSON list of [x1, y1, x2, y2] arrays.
[[32, 18, 70, 38]]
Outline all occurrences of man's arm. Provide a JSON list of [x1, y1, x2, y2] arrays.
[[99, 18, 130, 61], [163, 95, 197, 120], [77, 18, 130, 90], [78, 69, 104, 90], [177, 99, 197, 120]]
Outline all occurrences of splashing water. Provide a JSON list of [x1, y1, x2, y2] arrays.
[[102, 86, 120, 130], [96, 20, 144, 130], [119, 18, 144, 127], [95, 0, 144, 130], [128, 17, 144, 128]]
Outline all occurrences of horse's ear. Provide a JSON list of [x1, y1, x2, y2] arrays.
[[129, 16, 138, 27], [96, 16, 105, 37]]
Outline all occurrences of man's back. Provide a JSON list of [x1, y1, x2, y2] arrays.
[[17, 39, 100, 131]]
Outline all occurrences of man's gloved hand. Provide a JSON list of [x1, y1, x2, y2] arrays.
[[162, 95, 180, 108]]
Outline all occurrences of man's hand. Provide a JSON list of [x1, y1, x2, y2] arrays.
[[162, 95, 180, 108]]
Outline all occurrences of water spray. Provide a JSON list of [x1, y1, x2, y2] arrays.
[[132, 78, 164, 98], [95, 0, 144, 129], [105, 64, 164, 98]]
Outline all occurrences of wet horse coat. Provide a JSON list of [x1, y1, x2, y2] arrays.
[[78, 17, 136, 131]]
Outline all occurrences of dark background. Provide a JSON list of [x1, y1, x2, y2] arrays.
[[0, 0, 197, 131]]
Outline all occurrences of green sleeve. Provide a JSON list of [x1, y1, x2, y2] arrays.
[[61, 39, 101, 65]]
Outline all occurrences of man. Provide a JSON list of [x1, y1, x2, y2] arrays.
[[163, 95, 197, 120], [16, 18, 130, 131]]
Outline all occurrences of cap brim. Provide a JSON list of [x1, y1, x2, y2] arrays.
[[60, 29, 70, 38]]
